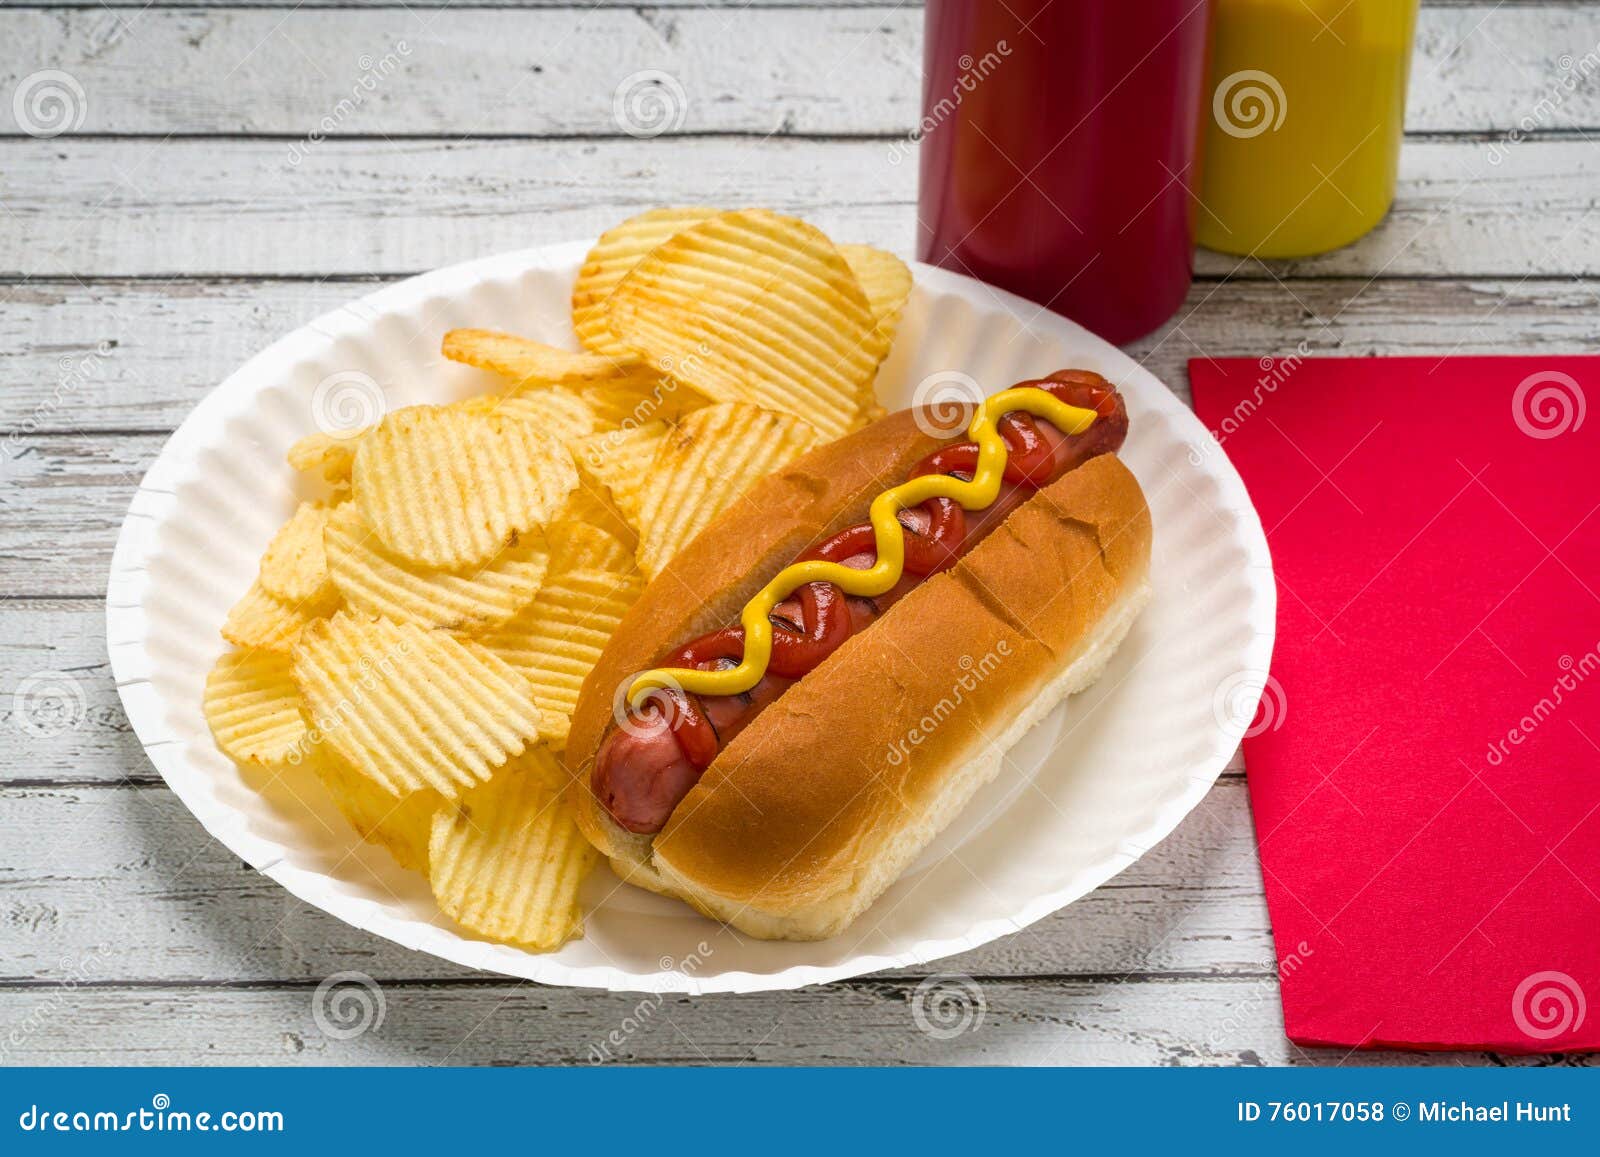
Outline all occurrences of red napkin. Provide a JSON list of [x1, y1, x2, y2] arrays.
[[1189, 355, 1600, 1053]]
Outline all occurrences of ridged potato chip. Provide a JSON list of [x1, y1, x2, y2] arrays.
[[571, 206, 718, 358], [429, 750, 598, 951], [311, 749, 439, 873], [292, 612, 543, 798], [582, 373, 707, 430], [547, 519, 635, 574], [634, 403, 819, 579], [203, 649, 307, 766], [839, 243, 913, 353], [259, 500, 339, 608], [442, 328, 639, 385], [572, 212, 907, 373], [604, 209, 881, 439], [323, 502, 551, 632], [570, 420, 671, 531], [452, 387, 600, 443], [287, 429, 365, 486], [353, 405, 578, 570], [557, 477, 638, 551], [448, 393, 499, 416], [479, 533, 643, 749], [221, 580, 329, 652]]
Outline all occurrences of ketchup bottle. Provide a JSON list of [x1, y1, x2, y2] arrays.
[[916, 1, 1214, 345]]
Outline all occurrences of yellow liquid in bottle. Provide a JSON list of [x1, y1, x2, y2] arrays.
[[1198, 0, 1418, 258]]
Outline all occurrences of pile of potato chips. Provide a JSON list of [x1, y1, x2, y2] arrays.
[[203, 208, 912, 952]]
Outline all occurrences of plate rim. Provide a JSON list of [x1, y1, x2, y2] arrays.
[[106, 239, 1276, 994]]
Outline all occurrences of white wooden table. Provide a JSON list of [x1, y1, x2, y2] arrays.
[[2, 0, 1597, 1066]]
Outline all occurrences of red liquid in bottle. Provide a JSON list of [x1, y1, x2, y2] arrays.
[[917, 1, 1213, 345]]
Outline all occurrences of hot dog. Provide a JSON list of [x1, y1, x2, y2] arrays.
[[566, 371, 1152, 940], [593, 372, 1128, 833]]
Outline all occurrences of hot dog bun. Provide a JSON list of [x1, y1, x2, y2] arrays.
[[567, 411, 1152, 940]]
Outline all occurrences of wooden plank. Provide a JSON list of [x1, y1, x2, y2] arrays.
[[4, 137, 1595, 279], [0, 0, 895, 7], [1197, 138, 1600, 278], [0, 433, 158, 596], [1410, 2, 1600, 134], [0, 978, 1578, 1066], [6, 275, 1600, 433], [0, 773, 1264, 984], [1, 6, 1594, 135], [0, 8, 920, 137], [0, 138, 911, 279], [0, 277, 385, 433], [0, 0, 1564, 7], [0, 601, 135, 779]]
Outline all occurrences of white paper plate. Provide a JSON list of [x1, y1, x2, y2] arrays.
[[107, 242, 1274, 993]]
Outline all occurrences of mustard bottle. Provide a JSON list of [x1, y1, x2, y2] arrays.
[[1198, 0, 1419, 258]]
